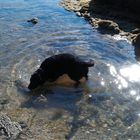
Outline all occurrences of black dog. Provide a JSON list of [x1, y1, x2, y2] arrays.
[[28, 53, 94, 90]]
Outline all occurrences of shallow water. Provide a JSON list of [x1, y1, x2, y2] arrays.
[[1, 0, 140, 139]]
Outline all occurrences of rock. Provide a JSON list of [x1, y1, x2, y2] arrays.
[[19, 121, 28, 129], [132, 34, 140, 60], [94, 0, 140, 13], [133, 33, 140, 47], [83, 13, 91, 20], [76, 11, 81, 16], [97, 20, 120, 34], [0, 113, 22, 139], [131, 28, 140, 34], [27, 17, 38, 24], [79, 5, 89, 13]]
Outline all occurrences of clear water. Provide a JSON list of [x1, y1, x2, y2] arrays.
[[1, 0, 140, 139]]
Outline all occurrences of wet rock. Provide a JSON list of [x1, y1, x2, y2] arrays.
[[60, 0, 81, 11], [132, 34, 140, 60], [27, 17, 38, 24], [97, 20, 120, 34], [0, 113, 22, 139], [83, 13, 91, 20], [19, 121, 28, 129], [131, 28, 140, 34], [79, 5, 89, 13], [76, 11, 81, 16], [132, 34, 140, 46]]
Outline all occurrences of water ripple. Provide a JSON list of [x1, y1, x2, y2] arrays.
[[0, 0, 140, 139]]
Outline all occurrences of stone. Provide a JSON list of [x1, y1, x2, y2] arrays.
[[27, 17, 38, 24], [79, 5, 89, 13], [76, 11, 81, 16], [83, 13, 91, 20], [97, 20, 120, 34], [0, 113, 22, 139]]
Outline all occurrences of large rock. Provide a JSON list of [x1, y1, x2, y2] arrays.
[[93, 0, 140, 18], [90, 0, 140, 22]]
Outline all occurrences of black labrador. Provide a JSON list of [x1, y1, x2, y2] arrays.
[[28, 53, 94, 90]]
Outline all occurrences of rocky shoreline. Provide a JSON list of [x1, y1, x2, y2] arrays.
[[60, 0, 140, 60]]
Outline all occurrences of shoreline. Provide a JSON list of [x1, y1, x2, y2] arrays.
[[60, 0, 140, 60]]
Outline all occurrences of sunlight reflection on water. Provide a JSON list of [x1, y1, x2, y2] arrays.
[[120, 64, 140, 82], [108, 63, 140, 103], [109, 63, 140, 88]]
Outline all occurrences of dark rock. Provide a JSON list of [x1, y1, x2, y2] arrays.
[[93, 0, 140, 23], [79, 5, 89, 13], [19, 121, 28, 129], [133, 33, 140, 47], [83, 13, 91, 20], [27, 17, 38, 24], [132, 34, 140, 60], [0, 113, 22, 139], [97, 20, 120, 34]]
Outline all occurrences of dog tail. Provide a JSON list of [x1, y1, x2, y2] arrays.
[[82, 60, 94, 67]]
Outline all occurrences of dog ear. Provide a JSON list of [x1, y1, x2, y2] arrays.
[[81, 60, 94, 67]]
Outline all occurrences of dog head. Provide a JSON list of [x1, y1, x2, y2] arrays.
[[28, 69, 44, 90]]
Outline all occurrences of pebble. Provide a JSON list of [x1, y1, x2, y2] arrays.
[[76, 12, 81, 16], [27, 17, 38, 24], [103, 123, 108, 128]]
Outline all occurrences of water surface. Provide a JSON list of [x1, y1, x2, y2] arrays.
[[0, 0, 140, 139]]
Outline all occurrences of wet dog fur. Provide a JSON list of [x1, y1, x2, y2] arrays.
[[28, 53, 94, 90]]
